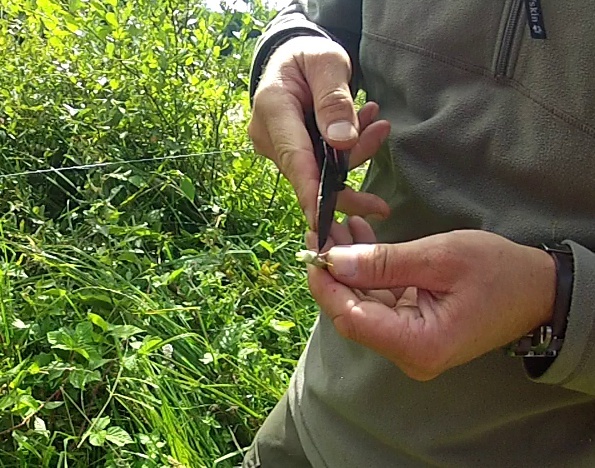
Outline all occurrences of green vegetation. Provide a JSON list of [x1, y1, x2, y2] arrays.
[[0, 1, 327, 466]]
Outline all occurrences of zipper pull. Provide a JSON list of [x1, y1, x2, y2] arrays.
[[524, 0, 547, 39]]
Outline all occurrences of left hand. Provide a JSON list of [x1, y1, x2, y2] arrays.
[[306, 226, 557, 381]]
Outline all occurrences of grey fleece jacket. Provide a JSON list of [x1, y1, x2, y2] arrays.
[[250, 1, 595, 466]]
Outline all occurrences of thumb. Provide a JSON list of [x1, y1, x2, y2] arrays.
[[301, 41, 359, 149], [326, 242, 454, 292]]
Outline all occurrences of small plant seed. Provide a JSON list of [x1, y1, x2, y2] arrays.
[[295, 249, 332, 268]]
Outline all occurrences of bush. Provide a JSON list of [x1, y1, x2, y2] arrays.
[[0, 1, 320, 466]]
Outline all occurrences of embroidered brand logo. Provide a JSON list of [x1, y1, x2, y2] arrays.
[[524, 0, 547, 40], [527, 1, 541, 24]]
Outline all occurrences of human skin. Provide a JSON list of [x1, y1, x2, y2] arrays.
[[306, 219, 556, 381], [249, 36, 391, 228], [249, 36, 557, 379]]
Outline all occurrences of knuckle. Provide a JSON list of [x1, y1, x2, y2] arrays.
[[427, 236, 462, 273], [251, 85, 279, 112], [247, 119, 269, 157], [316, 89, 353, 118], [368, 244, 392, 282], [278, 61, 307, 85], [251, 86, 269, 108], [313, 46, 351, 73], [332, 313, 359, 343], [247, 118, 260, 142], [275, 142, 296, 172]]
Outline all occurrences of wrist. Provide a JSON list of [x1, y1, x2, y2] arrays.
[[534, 246, 556, 327], [507, 242, 574, 358]]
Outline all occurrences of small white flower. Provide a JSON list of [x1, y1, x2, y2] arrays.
[[162, 344, 174, 359]]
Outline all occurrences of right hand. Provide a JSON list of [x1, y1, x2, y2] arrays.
[[248, 36, 391, 229]]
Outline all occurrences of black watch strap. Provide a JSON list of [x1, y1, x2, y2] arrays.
[[507, 242, 574, 358]]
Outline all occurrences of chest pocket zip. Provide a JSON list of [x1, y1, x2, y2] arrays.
[[495, 0, 548, 78], [495, 0, 524, 78]]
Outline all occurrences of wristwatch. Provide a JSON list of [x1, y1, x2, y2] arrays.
[[507, 242, 574, 358]]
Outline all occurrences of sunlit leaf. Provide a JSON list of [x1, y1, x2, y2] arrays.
[[138, 336, 163, 355], [88, 312, 109, 332], [257, 240, 274, 254], [34, 417, 46, 432], [270, 319, 295, 333], [108, 324, 144, 340], [105, 41, 115, 57], [105, 426, 133, 446], [180, 176, 196, 201], [89, 431, 107, 447], [105, 12, 118, 28], [93, 416, 111, 431]]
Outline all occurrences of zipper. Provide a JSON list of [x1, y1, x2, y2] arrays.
[[495, 0, 524, 78]]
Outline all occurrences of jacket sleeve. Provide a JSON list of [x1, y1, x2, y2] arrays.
[[526, 241, 595, 395], [249, 0, 363, 102]]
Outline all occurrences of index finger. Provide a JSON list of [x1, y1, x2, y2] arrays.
[[307, 262, 412, 359], [265, 100, 320, 228]]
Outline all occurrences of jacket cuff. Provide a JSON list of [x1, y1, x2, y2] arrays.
[[525, 240, 595, 395]]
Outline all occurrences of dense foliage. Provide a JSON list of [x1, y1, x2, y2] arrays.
[[0, 1, 325, 466]]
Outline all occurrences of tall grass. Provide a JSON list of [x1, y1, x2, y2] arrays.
[[0, 0, 324, 466]]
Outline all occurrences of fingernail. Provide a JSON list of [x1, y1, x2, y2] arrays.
[[328, 244, 375, 277], [327, 121, 358, 141]]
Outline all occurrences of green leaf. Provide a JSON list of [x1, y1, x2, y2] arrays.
[[37, 0, 56, 14], [65, 22, 81, 35], [71, 346, 90, 359], [180, 176, 195, 201], [47, 361, 70, 381], [88, 312, 109, 332], [45, 402, 65, 410], [108, 324, 144, 340], [128, 175, 144, 187], [69, 369, 101, 389], [105, 41, 115, 57], [77, 292, 113, 309], [105, 426, 133, 446], [161, 267, 184, 286], [105, 12, 118, 28], [122, 353, 137, 371], [137, 336, 163, 355], [257, 240, 274, 254], [47, 330, 67, 346], [270, 319, 295, 333], [48, 329, 82, 353], [89, 430, 107, 447], [88, 357, 111, 370], [75, 322, 94, 342], [33, 417, 46, 432], [93, 416, 111, 431]]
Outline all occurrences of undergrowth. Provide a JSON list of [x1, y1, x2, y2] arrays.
[[0, 0, 368, 466]]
